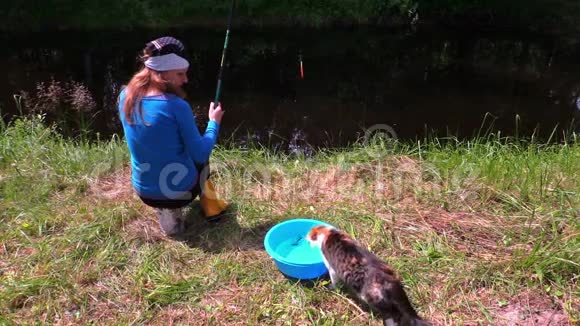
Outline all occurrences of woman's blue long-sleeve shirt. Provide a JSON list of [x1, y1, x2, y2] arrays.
[[119, 91, 220, 199]]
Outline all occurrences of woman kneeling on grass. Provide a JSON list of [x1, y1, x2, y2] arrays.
[[118, 36, 228, 236]]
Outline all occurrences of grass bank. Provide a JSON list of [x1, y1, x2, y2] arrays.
[[0, 117, 578, 324]]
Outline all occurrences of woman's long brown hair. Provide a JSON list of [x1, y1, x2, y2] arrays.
[[122, 67, 165, 125], [121, 44, 187, 125]]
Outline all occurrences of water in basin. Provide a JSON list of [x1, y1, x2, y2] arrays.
[[275, 235, 323, 264]]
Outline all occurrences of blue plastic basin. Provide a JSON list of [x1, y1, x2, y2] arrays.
[[264, 218, 333, 280]]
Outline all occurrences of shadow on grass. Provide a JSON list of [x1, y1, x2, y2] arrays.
[[282, 273, 330, 288], [172, 201, 277, 253], [283, 273, 384, 322]]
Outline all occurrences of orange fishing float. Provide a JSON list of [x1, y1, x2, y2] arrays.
[[299, 52, 304, 79]]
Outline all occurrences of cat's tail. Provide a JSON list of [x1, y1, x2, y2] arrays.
[[410, 318, 431, 326], [370, 275, 430, 326], [390, 284, 431, 326], [382, 317, 430, 326]]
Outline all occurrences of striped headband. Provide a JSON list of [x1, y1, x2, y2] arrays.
[[148, 36, 185, 53]]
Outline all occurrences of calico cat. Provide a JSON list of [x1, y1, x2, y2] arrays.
[[306, 225, 428, 326]]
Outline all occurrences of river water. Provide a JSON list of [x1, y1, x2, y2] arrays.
[[2, 27, 579, 151]]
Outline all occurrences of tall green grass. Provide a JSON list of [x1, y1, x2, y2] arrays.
[[1, 116, 127, 201]]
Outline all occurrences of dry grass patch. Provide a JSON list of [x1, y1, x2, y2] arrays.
[[87, 164, 134, 203], [495, 290, 572, 325], [124, 212, 166, 243]]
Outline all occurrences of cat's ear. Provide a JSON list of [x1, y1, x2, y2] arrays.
[[307, 228, 318, 241], [306, 233, 315, 247]]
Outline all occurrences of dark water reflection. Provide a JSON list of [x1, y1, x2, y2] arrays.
[[2, 27, 579, 151]]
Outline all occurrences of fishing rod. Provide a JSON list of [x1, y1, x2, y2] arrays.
[[214, 0, 237, 104]]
